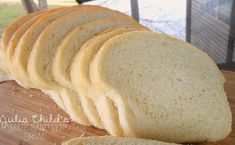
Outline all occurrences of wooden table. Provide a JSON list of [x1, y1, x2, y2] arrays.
[[0, 71, 234, 145]]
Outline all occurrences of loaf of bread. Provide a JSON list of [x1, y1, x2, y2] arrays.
[[62, 136, 180, 145], [89, 31, 232, 143], [0, 5, 231, 144], [27, 5, 145, 129]]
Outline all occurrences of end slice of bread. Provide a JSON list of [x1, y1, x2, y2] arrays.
[[89, 31, 232, 143]]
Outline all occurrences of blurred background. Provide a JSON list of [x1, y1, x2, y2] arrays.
[[0, 0, 234, 71]]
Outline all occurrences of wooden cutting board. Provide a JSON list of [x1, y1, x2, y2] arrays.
[[0, 71, 234, 145]]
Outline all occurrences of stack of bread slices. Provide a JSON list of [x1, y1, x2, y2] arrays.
[[0, 5, 232, 145]]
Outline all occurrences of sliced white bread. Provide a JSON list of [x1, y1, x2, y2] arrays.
[[70, 27, 148, 136], [5, 8, 70, 111], [3, 8, 72, 115], [62, 136, 180, 145], [28, 5, 139, 90], [0, 10, 44, 77], [0, 8, 68, 111], [6, 6, 91, 125], [28, 6, 140, 128], [89, 31, 232, 143], [52, 18, 144, 129], [5, 7, 65, 81], [12, 5, 104, 88]]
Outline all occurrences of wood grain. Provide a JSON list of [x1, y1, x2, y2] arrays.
[[0, 71, 234, 145]]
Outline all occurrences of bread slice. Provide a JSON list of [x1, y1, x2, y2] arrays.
[[62, 136, 179, 145], [53, 19, 144, 129], [28, 5, 139, 90], [5, 7, 65, 81], [0, 7, 87, 123], [70, 27, 148, 136], [12, 5, 103, 88], [89, 31, 232, 143], [28, 6, 140, 128], [0, 10, 44, 77]]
